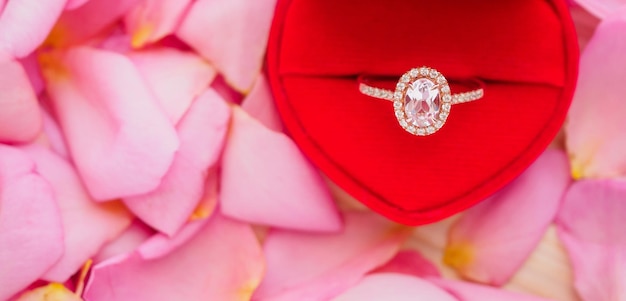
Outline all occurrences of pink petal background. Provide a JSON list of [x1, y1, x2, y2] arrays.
[[0, 1, 622, 300]]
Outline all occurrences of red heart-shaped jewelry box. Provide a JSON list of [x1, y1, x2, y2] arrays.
[[266, 0, 579, 225]]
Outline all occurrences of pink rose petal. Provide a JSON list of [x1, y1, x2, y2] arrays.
[[18, 54, 45, 95], [93, 220, 155, 263], [220, 107, 341, 232], [49, 0, 140, 47], [210, 74, 245, 104], [0, 145, 64, 300], [65, 0, 90, 10], [96, 29, 132, 53], [84, 213, 265, 301], [570, 4, 602, 51], [15, 283, 82, 301], [565, 11, 626, 179], [444, 149, 571, 285], [0, 59, 42, 142], [0, 0, 66, 57], [20, 145, 132, 282], [40, 107, 70, 159], [372, 250, 441, 278], [254, 211, 411, 301], [556, 180, 626, 301], [430, 278, 553, 301], [42, 47, 179, 200], [124, 0, 192, 48], [127, 48, 217, 124], [241, 75, 284, 133], [333, 273, 457, 301], [176, 0, 277, 92], [135, 218, 209, 260], [124, 90, 230, 235], [187, 167, 220, 223], [575, 0, 626, 19]]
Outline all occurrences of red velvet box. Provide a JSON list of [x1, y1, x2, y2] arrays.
[[267, 0, 579, 225]]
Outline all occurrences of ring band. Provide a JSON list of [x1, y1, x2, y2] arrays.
[[359, 66, 484, 136]]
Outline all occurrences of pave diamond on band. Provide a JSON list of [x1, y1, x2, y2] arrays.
[[359, 67, 484, 136]]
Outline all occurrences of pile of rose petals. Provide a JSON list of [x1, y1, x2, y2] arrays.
[[0, 0, 625, 300]]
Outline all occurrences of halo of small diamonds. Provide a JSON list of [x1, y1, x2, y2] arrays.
[[393, 67, 452, 136], [358, 67, 484, 136]]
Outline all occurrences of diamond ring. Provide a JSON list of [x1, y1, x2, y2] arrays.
[[359, 67, 484, 136]]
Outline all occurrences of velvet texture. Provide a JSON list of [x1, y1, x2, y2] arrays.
[[267, 0, 579, 224]]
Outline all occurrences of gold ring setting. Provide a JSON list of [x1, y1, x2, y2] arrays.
[[359, 67, 484, 136]]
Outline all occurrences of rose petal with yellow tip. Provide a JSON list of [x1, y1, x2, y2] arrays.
[[444, 149, 570, 285], [16, 283, 82, 301], [254, 211, 411, 301], [565, 8, 626, 179], [46, 0, 139, 47], [124, 0, 192, 48], [124, 89, 230, 236]]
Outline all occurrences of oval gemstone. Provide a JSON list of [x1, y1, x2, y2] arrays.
[[404, 78, 441, 127]]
